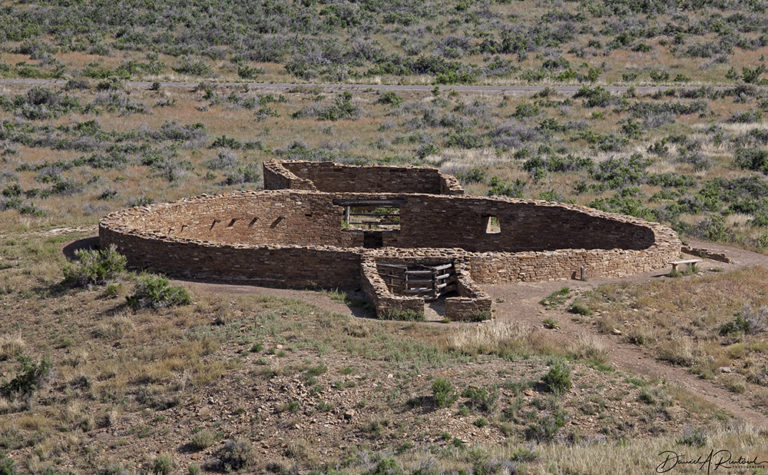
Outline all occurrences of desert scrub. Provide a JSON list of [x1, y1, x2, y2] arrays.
[[462, 386, 498, 412], [378, 309, 425, 321], [152, 454, 175, 474], [189, 430, 215, 451], [539, 287, 570, 306], [0, 452, 15, 475], [541, 361, 572, 395], [0, 355, 52, 400], [431, 378, 458, 408], [127, 274, 191, 309], [543, 318, 559, 329], [63, 244, 126, 287], [525, 408, 567, 442], [217, 439, 257, 471], [568, 300, 592, 316]]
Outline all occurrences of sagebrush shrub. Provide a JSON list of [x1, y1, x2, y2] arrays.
[[127, 274, 191, 309], [217, 439, 256, 471], [64, 244, 126, 287]]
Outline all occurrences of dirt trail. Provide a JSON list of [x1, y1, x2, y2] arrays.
[[482, 239, 768, 430], [1, 77, 763, 96]]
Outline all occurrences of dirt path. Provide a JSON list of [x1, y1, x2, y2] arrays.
[[1, 77, 762, 96], [481, 240, 768, 429]]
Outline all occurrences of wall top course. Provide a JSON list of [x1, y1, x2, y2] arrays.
[[100, 187, 679, 260]]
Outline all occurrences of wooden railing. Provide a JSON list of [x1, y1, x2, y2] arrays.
[[377, 262, 456, 301]]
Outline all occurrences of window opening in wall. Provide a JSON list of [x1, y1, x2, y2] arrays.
[[270, 216, 285, 228], [227, 218, 238, 227], [341, 203, 400, 231], [210, 218, 221, 230], [248, 217, 258, 227], [484, 215, 501, 234]]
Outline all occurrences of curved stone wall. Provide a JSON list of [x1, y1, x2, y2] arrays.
[[100, 189, 681, 288]]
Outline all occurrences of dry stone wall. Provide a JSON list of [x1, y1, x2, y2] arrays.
[[100, 162, 682, 318], [265, 161, 463, 195], [100, 190, 680, 287]]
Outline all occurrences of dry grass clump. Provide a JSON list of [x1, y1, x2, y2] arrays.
[[444, 320, 607, 363], [0, 333, 26, 361], [535, 423, 768, 475]]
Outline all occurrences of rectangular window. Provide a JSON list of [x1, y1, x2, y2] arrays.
[[342, 204, 400, 231], [484, 215, 501, 234]]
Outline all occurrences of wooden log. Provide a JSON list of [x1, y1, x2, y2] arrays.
[[405, 270, 433, 275], [406, 279, 434, 285], [432, 263, 453, 271]]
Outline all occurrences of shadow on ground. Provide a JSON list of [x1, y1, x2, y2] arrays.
[[62, 236, 99, 260]]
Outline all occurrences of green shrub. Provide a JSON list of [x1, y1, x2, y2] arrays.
[[540, 287, 570, 306], [364, 456, 402, 475], [525, 409, 567, 441], [462, 386, 498, 412], [127, 274, 191, 309], [377, 91, 402, 106], [543, 318, 559, 329], [152, 455, 175, 475], [719, 314, 751, 335], [0, 355, 52, 400], [468, 310, 491, 322], [541, 361, 572, 394], [189, 430, 215, 451], [217, 439, 257, 471], [431, 378, 458, 408], [0, 451, 15, 475], [378, 309, 425, 321], [63, 244, 126, 287], [568, 300, 592, 316], [677, 426, 707, 447], [488, 176, 525, 198]]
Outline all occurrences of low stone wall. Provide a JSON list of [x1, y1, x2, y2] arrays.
[[265, 161, 464, 195], [445, 262, 493, 321], [360, 257, 425, 318], [682, 245, 731, 263], [263, 161, 315, 191], [100, 224, 361, 288]]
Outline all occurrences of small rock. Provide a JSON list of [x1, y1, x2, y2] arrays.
[[343, 410, 355, 420], [611, 328, 622, 335], [719, 366, 732, 373]]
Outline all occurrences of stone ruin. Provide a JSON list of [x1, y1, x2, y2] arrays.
[[99, 160, 682, 320]]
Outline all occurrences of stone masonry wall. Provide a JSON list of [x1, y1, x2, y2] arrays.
[[266, 161, 464, 195], [263, 161, 316, 190], [445, 261, 493, 321], [100, 218, 361, 289], [100, 189, 681, 302], [359, 257, 425, 318]]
